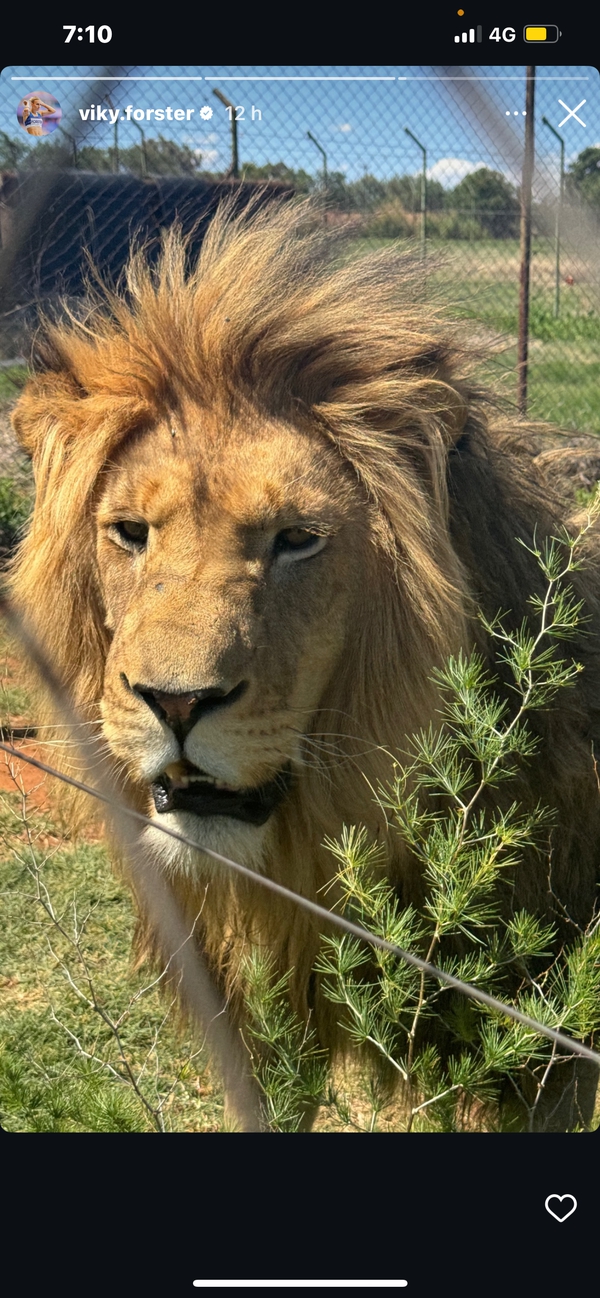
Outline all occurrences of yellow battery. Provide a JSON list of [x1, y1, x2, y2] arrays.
[[525, 26, 547, 40]]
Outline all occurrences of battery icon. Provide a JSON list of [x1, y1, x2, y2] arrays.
[[524, 24, 561, 41]]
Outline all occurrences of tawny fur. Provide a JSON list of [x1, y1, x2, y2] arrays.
[[9, 198, 600, 1108]]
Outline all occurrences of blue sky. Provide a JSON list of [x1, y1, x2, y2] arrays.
[[2, 65, 598, 193]]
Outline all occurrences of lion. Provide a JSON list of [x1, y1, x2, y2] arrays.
[[9, 198, 600, 1130]]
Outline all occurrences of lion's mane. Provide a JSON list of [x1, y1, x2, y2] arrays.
[[9, 198, 600, 1066]]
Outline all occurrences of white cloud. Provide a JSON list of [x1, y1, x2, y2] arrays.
[[336, 123, 352, 133], [427, 157, 487, 188], [565, 141, 599, 163]]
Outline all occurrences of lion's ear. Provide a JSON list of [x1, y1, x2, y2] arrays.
[[11, 388, 41, 456], [11, 366, 87, 457]]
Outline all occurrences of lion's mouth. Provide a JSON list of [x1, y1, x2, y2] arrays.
[[150, 759, 292, 825]]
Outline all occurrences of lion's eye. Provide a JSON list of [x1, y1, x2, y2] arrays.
[[274, 528, 328, 561], [110, 520, 149, 551]]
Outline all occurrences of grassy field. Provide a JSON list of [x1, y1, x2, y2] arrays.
[[349, 235, 600, 435], [0, 632, 228, 1133], [430, 239, 600, 435], [0, 369, 27, 402]]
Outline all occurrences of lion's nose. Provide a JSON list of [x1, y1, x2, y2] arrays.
[[130, 680, 247, 739]]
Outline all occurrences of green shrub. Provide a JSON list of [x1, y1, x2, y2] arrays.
[[0, 477, 32, 552], [0, 366, 28, 402], [362, 200, 413, 239], [245, 502, 600, 1131], [429, 211, 485, 240]]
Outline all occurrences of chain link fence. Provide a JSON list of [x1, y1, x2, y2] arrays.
[[1, 65, 600, 545], [1, 65, 600, 1134], [1, 64, 599, 435]]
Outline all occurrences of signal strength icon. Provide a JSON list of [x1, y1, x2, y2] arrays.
[[454, 25, 482, 42]]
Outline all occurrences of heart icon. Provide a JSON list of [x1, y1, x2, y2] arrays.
[[545, 1194, 577, 1223]]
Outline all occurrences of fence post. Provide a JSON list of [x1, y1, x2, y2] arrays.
[[105, 94, 119, 174], [306, 131, 328, 192], [212, 89, 239, 179], [131, 119, 148, 178], [542, 115, 564, 320], [517, 67, 536, 416], [307, 132, 329, 225], [58, 127, 78, 169], [404, 128, 427, 262]]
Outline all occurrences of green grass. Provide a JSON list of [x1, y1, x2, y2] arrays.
[[0, 633, 33, 722], [429, 248, 600, 433], [473, 335, 600, 434], [0, 477, 33, 554], [0, 365, 33, 554], [0, 804, 226, 1132], [348, 235, 600, 434], [0, 366, 28, 403], [0, 646, 226, 1132], [430, 243, 600, 434], [0, 681, 30, 719], [529, 355, 600, 433]]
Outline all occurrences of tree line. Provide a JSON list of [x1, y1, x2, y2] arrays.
[[2, 131, 598, 240]]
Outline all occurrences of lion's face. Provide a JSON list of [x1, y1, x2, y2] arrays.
[[96, 401, 372, 865]]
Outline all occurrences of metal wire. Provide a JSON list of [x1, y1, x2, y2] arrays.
[[0, 598, 265, 1132], [1, 66, 599, 1114], [2, 735, 599, 1069], [1, 64, 599, 430]]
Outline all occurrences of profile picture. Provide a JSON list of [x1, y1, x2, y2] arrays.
[[17, 93, 62, 137]]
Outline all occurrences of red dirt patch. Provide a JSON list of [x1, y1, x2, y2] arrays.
[[0, 739, 52, 814], [0, 639, 56, 819], [0, 740, 105, 844], [0, 645, 108, 844]]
